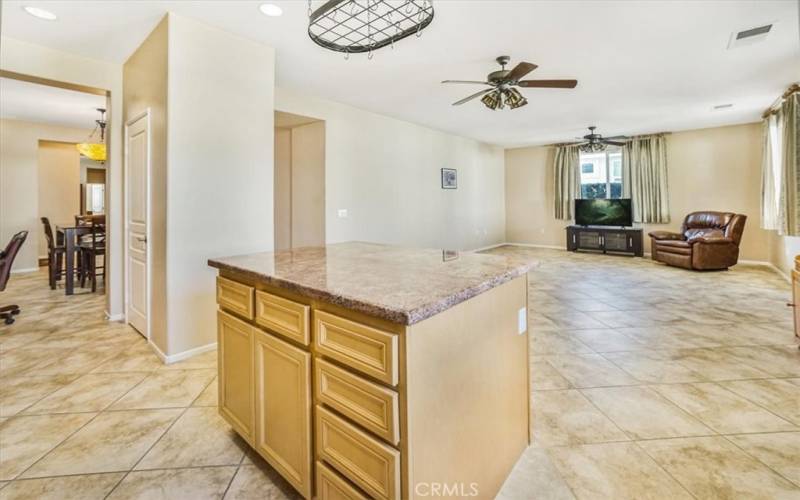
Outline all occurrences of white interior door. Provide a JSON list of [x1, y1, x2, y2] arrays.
[[126, 113, 149, 337]]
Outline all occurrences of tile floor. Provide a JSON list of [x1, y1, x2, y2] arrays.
[[0, 246, 798, 499]]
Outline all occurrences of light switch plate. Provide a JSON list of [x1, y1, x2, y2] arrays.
[[517, 307, 527, 334], [337, 209, 348, 218]]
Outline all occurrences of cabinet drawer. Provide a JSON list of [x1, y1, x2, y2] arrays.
[[216, 277, 254, 319], [315, 359, 399, 445], [316, 406, 401, 500], [255, 291, 310, 345], [316, 461, 370, 500], [314, 311, 399, 386]]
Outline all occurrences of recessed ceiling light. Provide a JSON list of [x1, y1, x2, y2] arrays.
[[23, 6, 57, 20], [259, 3, 282, 17]]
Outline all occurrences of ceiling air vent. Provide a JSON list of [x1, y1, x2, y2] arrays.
[[728, 24, 773, 49]]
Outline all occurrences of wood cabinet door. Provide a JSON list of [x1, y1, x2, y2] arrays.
[[254, 329, 312, 498], [218, 311, 254, 443]]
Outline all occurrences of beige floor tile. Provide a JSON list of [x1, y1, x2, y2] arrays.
[[568, 329, 648, 353], [0, 473, 124, 500], [721, 378, 800, 425], [653, 383, 797, 434], [496, 447, 575, 500], [581, 386, 711, 439], [136, 407, 245, 469], [23, 372, 148, 415], [722, 346, 800, 378], [193, 377, 219, 406], [107, 466, 236, 500], [544, 354, 637, 388], [531, 330, 593, 355], [639, 436, 800, 499], [0, 413, 94, 480], [531, 390, 628, 447], [0, 375, 79, 417], [22, 409, 181, 478], [728, 432, 800, 487], [110, 369, 216, 410], [547, 443, 693, 500], [669, 348, 772, 381], [531, 361, 573, 391], [224, 461, 300, 500], [602, 352, 707, 384], [91, 344, 163, 373]]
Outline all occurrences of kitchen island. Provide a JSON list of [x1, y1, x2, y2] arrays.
[[208, 242, 532, 499]]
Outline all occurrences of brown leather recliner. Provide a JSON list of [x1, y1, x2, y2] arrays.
[[648, 212, 747, 270]]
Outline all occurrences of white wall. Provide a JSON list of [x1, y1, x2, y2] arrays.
[[1, 36, 124, 317], [769, 232, 800, 279], [165, 14, 275, 355], [0, 118, 90, 271], [275, 87, 506, 251]]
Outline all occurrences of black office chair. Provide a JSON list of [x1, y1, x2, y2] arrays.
[[1, 231, 28, 325]]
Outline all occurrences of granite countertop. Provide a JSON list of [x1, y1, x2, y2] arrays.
[[208, 242, 534, 325]]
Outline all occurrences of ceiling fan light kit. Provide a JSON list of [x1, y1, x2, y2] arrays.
[[574, 126, 629, 153], [307, 0, 434, 58], [443, 56, 578, 110]]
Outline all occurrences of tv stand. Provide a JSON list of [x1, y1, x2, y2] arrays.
[[566, 226, 643, 257]]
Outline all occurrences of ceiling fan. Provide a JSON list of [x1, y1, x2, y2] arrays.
[[572, 126, 629, 153], [442, 56, 578, 110]]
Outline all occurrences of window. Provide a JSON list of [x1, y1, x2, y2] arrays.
[[580, 149, 623, 199]]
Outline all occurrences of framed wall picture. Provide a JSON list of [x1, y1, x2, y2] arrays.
[[441, 168, 457, 189]]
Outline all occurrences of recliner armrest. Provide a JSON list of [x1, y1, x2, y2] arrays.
[[692, 237, 735, 245], [648, 231, 684, 241]]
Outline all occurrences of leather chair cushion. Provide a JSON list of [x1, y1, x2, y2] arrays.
[[648, 231, 684, 241], [655, 240, 692, 255]]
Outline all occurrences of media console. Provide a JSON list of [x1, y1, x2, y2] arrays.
[[566, 225, 644, 257]]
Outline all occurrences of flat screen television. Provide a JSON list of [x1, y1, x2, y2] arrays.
[[575, 198, 633, 227]]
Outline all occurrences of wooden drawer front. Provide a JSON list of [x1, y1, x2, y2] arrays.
[[316, 406, 400, 500], [255, 291, 310, 345], [254, 330, 312, 498], [314, 311, 399, 386], [316, 461, 370, 500], [217, 311, 254, 443], [315, 359, 399, 445], [216, 277, 254, 319]]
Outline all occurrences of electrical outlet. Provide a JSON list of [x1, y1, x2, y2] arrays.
[[337, 209, 348, 219], [517, 307, 527, 335]]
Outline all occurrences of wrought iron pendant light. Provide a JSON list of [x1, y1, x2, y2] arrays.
[[76, 108, 107, 162], [308, 0, 434, 58]]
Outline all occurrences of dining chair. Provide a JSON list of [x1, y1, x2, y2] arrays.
[[1, 231, 28, 325], [41, 217, 65, 290], [79, 221, 105, 292]]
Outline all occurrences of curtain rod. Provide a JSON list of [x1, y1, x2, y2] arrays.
[[548, 131, 671, 148], [762, 83, 799, 119]]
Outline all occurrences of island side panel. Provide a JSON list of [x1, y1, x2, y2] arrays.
[[404, 275, 529, 499]]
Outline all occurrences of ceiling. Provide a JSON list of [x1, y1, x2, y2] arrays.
[[0, 77, 106, 129], [3, 1, 798, 147]]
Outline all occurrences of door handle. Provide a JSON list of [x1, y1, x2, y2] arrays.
[[788, 303, 796, 308], [136, 236, 147, 243]]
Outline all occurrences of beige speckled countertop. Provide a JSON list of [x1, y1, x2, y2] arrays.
[[208, 242, 534, 325]]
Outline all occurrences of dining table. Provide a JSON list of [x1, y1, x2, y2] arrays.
[[55, 223, 91, 295]]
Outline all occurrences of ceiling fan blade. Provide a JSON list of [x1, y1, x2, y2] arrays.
[[452, 88, 494, 106], [518, 79, 578, 88], [441, 80, 492, 85], [505, 62, 538, 82], [602, 140, 626, 146], [603, 135, 629, 140]]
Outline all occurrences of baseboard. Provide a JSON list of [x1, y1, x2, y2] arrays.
[[149, 340, 217, 365], [105, 312, 125, 322], [738, 260, 791, 283], [504, 242, 565, 251], [10, 267, 38, 274], [470, 242, 506, 252]]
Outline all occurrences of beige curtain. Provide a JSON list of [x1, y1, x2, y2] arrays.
[[553, 145, 580, 220], [623, 135, 670, 224], [762, 93, 800, 236]]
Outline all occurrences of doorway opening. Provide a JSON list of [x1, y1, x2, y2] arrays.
[[274, 111, 326, 250]]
